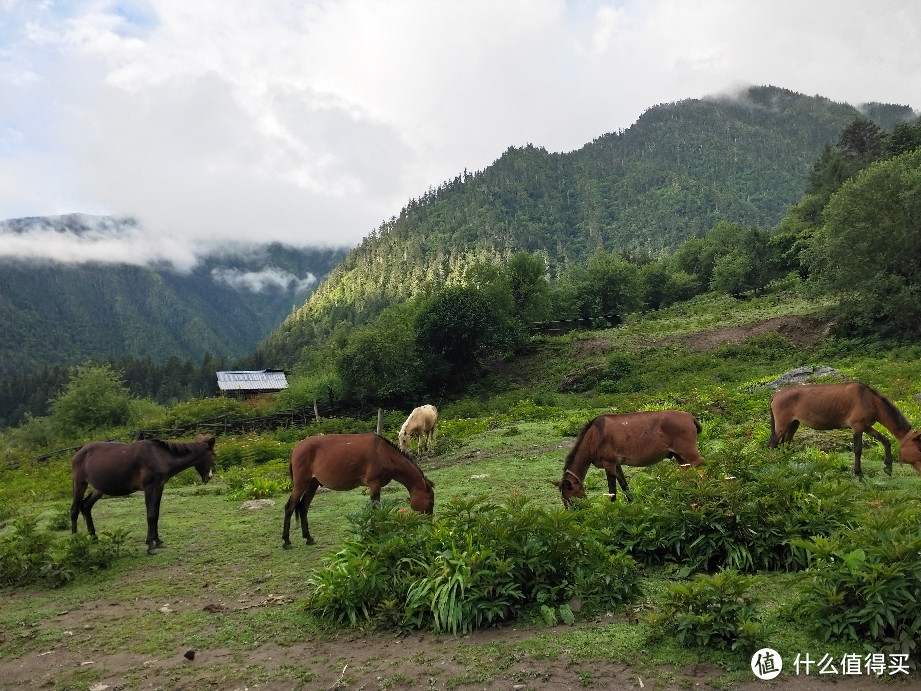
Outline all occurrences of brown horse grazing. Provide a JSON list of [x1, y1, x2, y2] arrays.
[[70, 435, 216, 554], [557, 410, 704, 505], [282, 433, 435, 548], [768, 382, 921, 477]]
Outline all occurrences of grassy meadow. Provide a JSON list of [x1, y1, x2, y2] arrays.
[[2, 288, 921, 689]]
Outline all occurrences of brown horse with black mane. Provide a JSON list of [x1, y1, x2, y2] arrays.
[[557, 410, 704, 505], [768, 382, 921, 477], [70, 435, 216, 554], [282, 433, 435, 548]]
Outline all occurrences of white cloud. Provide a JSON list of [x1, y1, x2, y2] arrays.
[[0, 0, 918, 263], [211, 266, 318, 294]]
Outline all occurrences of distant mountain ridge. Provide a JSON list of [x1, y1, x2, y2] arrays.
[[0, 215, 349, 377], [252, 85, 917, 367]]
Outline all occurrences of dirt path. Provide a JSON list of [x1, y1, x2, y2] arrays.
[[2, 594, 913, 690]]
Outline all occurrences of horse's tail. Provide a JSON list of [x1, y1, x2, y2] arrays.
[[767, 400, 778, 448]]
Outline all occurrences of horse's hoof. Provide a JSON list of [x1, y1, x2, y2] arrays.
[[147, 546, 159, 555], [282, 542, 293, 550], [305, 537, 315, 546], [885, 467, 893, 476]]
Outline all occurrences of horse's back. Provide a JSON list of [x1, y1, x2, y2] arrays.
[[595, 410, 700, 465], [72, 441, 143, 495], [772, 382, 877, 429], [402, 405, 438, 432], [290, 433, 381, 491]]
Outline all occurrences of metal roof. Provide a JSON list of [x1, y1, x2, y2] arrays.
[[216, 369, 288, 392]]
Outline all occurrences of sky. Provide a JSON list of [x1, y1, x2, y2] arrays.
[[1, 0, 920, 270]]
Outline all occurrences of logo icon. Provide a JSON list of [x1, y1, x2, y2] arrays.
[[751, 648, 783, 680]]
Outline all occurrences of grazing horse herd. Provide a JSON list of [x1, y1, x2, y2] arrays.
[[69, 383, 921, 553]]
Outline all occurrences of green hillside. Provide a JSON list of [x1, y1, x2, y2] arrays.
[[253, 86, 911, 367], [0, 236, 348, 377]]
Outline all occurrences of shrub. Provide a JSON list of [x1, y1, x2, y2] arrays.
[[222, 459, 292, 500], [305, 494, 637, 633], [576, 447, 857, 573], [645, 568, 763, 651], [0, 517, 128, 588], [791, 502, 921, 657]]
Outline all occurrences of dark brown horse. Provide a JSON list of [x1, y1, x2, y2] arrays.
[[768, 382, 921, 477], [282, 433, 435, 548], [70, 435, 216, 554], [557, 410, 704, 504]]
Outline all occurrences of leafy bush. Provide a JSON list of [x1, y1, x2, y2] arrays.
[[223, 459, 291, 500], [576, 447, 857, 573], [305, 494, 637, 633], [791, 502, 921, 656], [646, 569, 763, 651], [0, 518, 128, 588]]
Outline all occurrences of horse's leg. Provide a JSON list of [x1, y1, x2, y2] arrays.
[[144, 485, 166, 554], [71, 480, 88, 533], [781, 420, 800, 445], [282, 490, 298, 549], [80, 489, 105, 538], [614, 465, 633, 502], [297, 480, 321, 546], [852, 431, 864, 479], [604, 470, 618, 501], [865, 427, 892, 475]]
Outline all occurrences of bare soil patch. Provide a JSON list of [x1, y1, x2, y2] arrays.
[[674, 315, 833, 352], [1, 580, 912, 690]]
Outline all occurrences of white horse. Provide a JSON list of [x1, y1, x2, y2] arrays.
[[399, 404, 438, 455]]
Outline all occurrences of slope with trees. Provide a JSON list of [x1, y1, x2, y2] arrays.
[[253, 86, 912, 369]]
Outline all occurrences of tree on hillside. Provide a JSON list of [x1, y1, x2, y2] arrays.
[[334, 303, 423, 407], [837, 116, 887, 161], [887, 117, 921, 157], [50, 364, 133, 435], [414, 286, 518, 390], [803, 148, 921, 338], [553, 250, 641, 323], [504, 252, 552, 325], [671, 222, 772, 297]]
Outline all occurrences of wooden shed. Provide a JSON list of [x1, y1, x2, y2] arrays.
[[216, 369, 289, 397]]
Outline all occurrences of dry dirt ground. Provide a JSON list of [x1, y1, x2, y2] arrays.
[[2, 596, 914, 691]]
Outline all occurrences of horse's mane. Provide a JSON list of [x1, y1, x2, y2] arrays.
[[149, 437, 211, 455], [377, 434, 426, 476], [563, 417, 600, 472], [868, 385, 911, 432]]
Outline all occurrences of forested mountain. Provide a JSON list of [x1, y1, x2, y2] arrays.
[[252, 86, 916, 367], [0, 215, 348, 377]]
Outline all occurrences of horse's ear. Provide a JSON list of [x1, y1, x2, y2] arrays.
[[427, 478, 436, 489], [206, 435, 216, 448], [550, 480, 561, 489]]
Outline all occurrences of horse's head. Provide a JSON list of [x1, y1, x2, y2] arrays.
[[194, 434, 217, 483], [555, 469, 586, 506], [398, 428, 410, 452], [899, 430, 921, 474], [410, 477, 436, 514]]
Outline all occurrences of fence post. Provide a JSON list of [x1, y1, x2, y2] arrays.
[[313, 399, 320, 422], [376, 408, 383, 435]]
